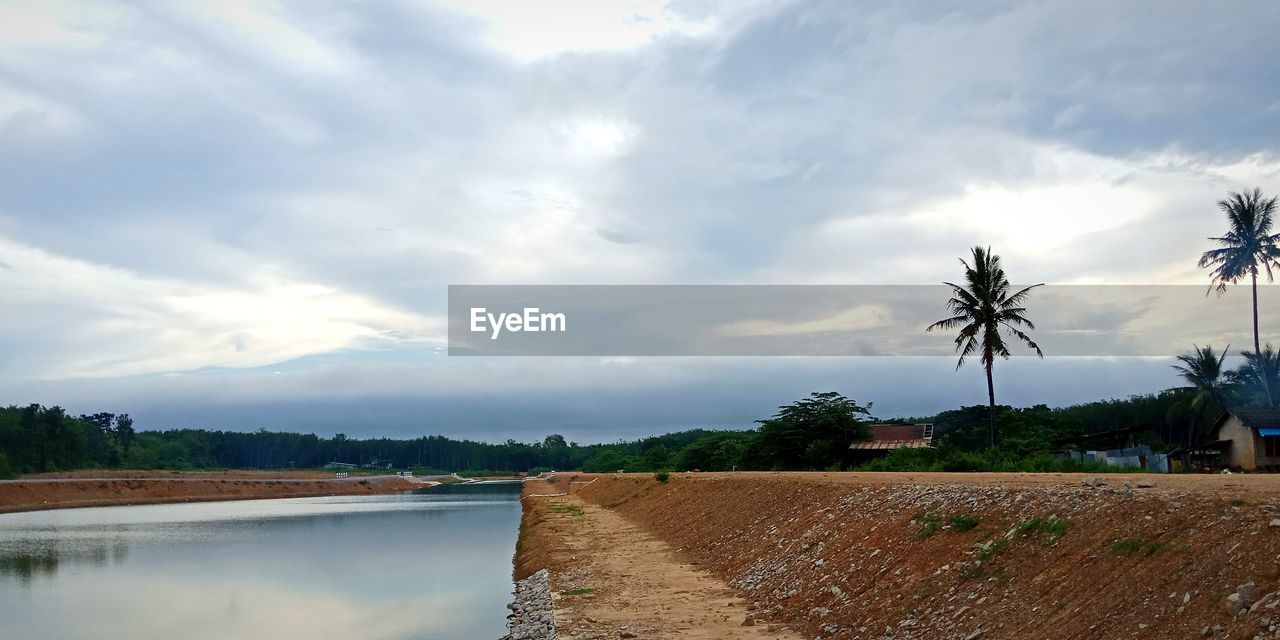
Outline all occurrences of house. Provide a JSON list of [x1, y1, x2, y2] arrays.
[[1206, 407, 1280, 471], [849, 423, 934, 457]]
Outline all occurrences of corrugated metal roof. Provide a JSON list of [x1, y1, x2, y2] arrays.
[[849, 439, 933, 450], [1224, 407, 1280, 430]]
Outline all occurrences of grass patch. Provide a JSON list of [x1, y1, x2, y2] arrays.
[[560, 588, 595, 596], [976, 539, 1006, 563], [1015, 517, 1072, 545], [1106, 537, 1179, 557], [547, 501, 586, 521], [912, 512, 941, 539], [949, 514, 980, 532], [961, 539, 1008, 580], [1107, 538, 1144, 555]]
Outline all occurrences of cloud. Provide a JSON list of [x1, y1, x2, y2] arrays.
[[0, 236, 432, 378], [0, 0, 1278, 434]]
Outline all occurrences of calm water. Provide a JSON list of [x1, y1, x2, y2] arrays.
[[0, 483, 523, 640]]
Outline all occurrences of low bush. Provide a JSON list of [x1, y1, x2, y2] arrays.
[[949, 514, 980, 532]]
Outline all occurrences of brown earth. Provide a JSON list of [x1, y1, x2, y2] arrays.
[[516, 476, 802, 639], [20, 468, 385, 480], [0, 474, 418, 514], [516, 472, 1280, 640]]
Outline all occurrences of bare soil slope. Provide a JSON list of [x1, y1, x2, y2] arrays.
[[536, 472, 1280, 639], [0, 474, 417, 513]]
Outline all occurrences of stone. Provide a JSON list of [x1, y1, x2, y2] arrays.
[[741, 614, 755, 627], [1228, 593, 1245, 616], [1136, 479, 1156, 488], [1240, 582, 1259, 607], [1270, 518, 1280, 528], [965, 629, 985, 640]]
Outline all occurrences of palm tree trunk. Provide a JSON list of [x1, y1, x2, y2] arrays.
[[1253, 272, 1273, 405], [986, 361, 996, 447]]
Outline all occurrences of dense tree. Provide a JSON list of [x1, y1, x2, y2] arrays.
[[927, 246, 1043, 446], [754, 392, 872, 470], [1199, 188, 1280, 405]]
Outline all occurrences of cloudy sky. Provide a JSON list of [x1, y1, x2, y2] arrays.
[[2, 0, 1279, 442]]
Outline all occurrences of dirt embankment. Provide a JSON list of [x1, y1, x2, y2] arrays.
[[0, 473, 418, 514], [516, 472, 1280, 639]]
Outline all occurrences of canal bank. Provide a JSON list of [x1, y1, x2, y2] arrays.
[[0, 473, 420, 514], [510, 472, 1280, 639]]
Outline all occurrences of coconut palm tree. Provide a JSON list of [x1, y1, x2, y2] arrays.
[[927, 246, 1044, 446], [1228, 344, 1279, 406], [1198, 188, 1280, 404], [1171, 344, 1235, 449]]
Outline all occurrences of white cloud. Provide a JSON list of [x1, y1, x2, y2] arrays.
[[428, 0, 720, 61], [0, 236, 433, 378]]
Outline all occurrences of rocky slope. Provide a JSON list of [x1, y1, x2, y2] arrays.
[[560, 472, 1280, 639]]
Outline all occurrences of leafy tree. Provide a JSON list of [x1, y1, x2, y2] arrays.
[[677, 431, 754, 471], [1171, 345, 1235, 449], [927, 246, 1043, 446], [754, 392, 872, 470], [1199, 188, 1280, 405]]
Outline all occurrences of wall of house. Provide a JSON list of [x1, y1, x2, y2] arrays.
[[1254, 432, 1280, 469], [1218, 416, 1257, 470]]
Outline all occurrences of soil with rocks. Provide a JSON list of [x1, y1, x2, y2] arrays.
[[514, 471, 1280, 639]]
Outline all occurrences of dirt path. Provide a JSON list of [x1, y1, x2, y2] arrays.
[[519, 493, 803, 639]]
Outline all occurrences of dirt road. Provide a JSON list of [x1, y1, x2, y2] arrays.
[[518, 491, 801, 639]]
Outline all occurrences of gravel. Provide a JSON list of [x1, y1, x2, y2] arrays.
[[501, 569, 557, 640]]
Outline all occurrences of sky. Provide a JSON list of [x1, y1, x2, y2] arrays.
[[1, 0, 1279, 442]]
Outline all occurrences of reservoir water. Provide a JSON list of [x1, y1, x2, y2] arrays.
[[0, 482, 523, 640]]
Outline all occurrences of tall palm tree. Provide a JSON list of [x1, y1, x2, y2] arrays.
[[1198, 188, 1280, 404], [927, 246, 1044, 446], [1171, 344, 1234, 449]]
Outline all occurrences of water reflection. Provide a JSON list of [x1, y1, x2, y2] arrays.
[[0, 537, 129, 583], [0, 483, 522, 640]]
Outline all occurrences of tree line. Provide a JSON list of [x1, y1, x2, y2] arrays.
[[0, 387, 1203, 479]]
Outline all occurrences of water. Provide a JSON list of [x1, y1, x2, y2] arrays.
[[0, 482, 523, 640]]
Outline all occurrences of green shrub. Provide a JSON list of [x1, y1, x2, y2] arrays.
[[949, 514, 980, 532], [912, 512, 940, 539], [654, 471, 670, 483]]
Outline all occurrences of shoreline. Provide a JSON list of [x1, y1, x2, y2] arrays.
[[0, 474, 421, 515]]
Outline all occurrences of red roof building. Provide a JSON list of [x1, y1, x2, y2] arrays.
[[848, 424, 934, 451]]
